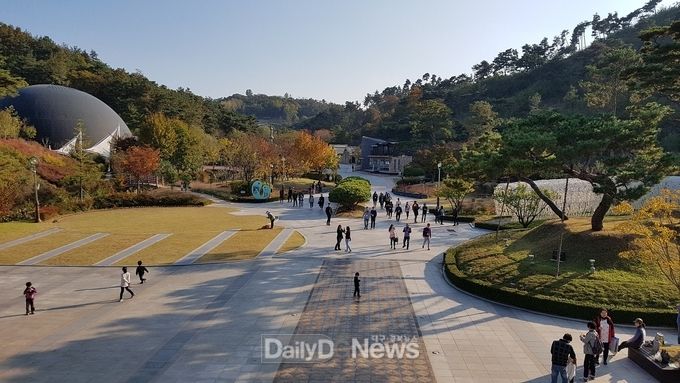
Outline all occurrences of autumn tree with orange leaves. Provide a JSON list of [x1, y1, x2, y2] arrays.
[[118, 146, 161, 193]]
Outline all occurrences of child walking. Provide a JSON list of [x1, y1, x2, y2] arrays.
[[136, 260, 149, 284], [119, 267, 135, 302], [23, 282, 37, 315]]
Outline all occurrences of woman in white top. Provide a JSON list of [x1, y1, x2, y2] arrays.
[[119, 267, 135, 302]]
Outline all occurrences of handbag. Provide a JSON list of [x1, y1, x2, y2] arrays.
[[610, 336, 619, 355], [566, 360, 576, 381]]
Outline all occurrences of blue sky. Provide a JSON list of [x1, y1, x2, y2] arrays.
[[3, 0, 674, 103]]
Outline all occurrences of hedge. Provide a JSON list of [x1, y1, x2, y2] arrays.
[[192, 188, 278, 203], [443, 250, 677, 327], [94, 191, 211, 209]]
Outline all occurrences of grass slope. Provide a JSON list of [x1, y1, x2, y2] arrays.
[[450, 217, 678, 311]]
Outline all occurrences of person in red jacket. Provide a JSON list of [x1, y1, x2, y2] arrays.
[[594, 308, 615, 365]]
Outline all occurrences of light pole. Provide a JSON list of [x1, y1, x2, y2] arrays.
[[29, 157, 41, 223], [270, 164, 274, 186], [436, 162, 442, 209], [281, 156, 286, 182]]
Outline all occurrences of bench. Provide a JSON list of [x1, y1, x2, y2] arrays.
[[628, 345, 680, 383]]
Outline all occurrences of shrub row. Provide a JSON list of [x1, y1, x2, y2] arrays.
[[193, 188, 278, 203], [94, 191, 210, 209], [443, 250, 677, 328], [395, 176, 425, 186]]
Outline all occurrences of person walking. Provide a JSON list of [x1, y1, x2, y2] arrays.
[[412, 202, 419, 223], [389, 224, 397, 249], [550, 334, 577, 383], [279, 187, 284, 204], [370, 207, 377, 229], [580, 321, 599, 381], [344, 226, 352, 253], [298, 193, 304, 207], [292, 191, 298, 207], [135, 260, 149, 284], [372, 192, 378, 208], [452, 207, 459, 226], [353, 272, 361, 299], [363, 207, 370, 230], [422, 223, 431, 250], [325, 205, 333, 225], [378, 192, 385, 209], [595, 309, 615, 365], [395, 205, 402, 222], [396, 198, 401, 208], [119, 267, 135, 302], [287, 187, 292, 203], [402, 224, 411, 249], [437, 206, 445, 225], [318, 194, 325, 209], [421, 203, 428, 222], [617, 318, 646, 352], [405, 202, 410, 220], [309, 194, 314, 208], [335, 224, 344, 251], [23, 282, 37, 315], [385, 200, 393, 219]]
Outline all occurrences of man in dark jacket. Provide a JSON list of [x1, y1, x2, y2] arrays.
[[395, 205, 402, 222], [402, 224, 411, 249], [550, 334, 576, 383], [369, 207, 377, 229], [318, 194, 325, 209], [353, 272, 361, 298], [372, 192, 378, 208], [325, 205, 333, 225]]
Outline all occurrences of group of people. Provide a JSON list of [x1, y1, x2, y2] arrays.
[[388, 223, 432, 250], [335, 224, 352, 252], [550, 309, 649, 382], [22, 261, 150, 314]]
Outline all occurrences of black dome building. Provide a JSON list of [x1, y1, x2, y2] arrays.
[[0, 84, 132, 157]]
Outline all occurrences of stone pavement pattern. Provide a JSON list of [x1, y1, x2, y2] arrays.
[[0, 165, 662, 382], [274, 259, 434, 383]]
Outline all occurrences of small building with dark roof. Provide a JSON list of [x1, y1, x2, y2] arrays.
[[359, 136, 412, 174]]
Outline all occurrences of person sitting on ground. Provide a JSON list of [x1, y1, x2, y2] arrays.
[[618, 318, 646, 352]]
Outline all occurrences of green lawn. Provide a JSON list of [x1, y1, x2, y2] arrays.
[[449, 217, 679, 310]]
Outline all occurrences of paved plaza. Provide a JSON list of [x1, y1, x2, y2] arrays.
[[0, 166, 663, 382]]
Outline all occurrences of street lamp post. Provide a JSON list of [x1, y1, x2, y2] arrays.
[[436, 162, 442, 209], [281, 156, 286, 182], [29, 157, 41, 223], [270, 164, 274, 186]]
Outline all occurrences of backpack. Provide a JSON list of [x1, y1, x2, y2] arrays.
[[590, 334, 604, 355]]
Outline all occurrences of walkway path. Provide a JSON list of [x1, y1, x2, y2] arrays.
[[0, 165, 661, 382]]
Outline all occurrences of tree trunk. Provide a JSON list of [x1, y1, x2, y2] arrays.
[[519, 176, 568, 220], [591, 193, 613, 231]]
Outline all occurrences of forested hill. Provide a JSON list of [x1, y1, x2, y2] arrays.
[[0, 23, 259, 137], [295, 1, 680, 151], [220, 92, 336, 127]]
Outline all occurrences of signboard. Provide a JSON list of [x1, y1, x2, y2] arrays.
[[251, 180, 271, 200]]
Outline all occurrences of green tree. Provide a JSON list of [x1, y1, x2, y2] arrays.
[[631, 21, 680, 103], [580, 47, 640, 116], [0, 107, 35, 139], [493, 184, 556, 228], [496, 105, 674, 231], [436, 178, 474, 214], [410, 99, 453, 144], [464, 101, 498, 144]]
